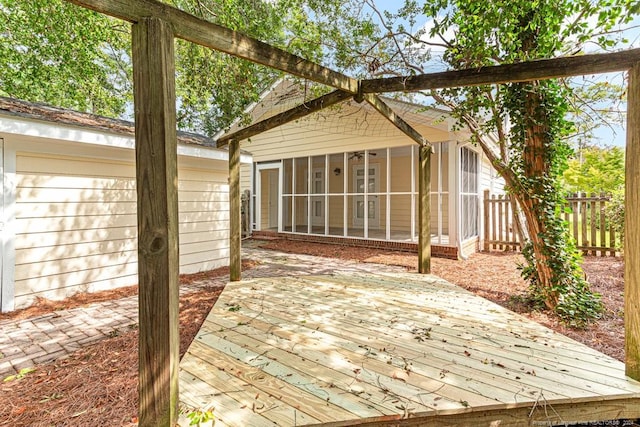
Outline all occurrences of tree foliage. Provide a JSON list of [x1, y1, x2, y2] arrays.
[[0, 0, 379, 135], [166, 0, 288, 135], [0, 0, 131, 117]]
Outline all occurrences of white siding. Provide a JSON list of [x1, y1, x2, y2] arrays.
[[13, 152, 229, 309], [241, 101, 452, 163], [240, 163, 252, 193], [480, 152, 505, 195]]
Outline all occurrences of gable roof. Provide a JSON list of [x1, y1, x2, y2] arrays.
[[220, 79, 456, 142]]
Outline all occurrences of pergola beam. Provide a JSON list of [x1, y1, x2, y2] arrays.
[[217, 89, 352, 147], [67, 0, 359, 94], [363, 93, 430, 147], [361, 48, 640, 93]]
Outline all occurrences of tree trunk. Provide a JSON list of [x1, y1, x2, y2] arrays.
[[515, 80, 560, 310], [515, 193, 559, 309]]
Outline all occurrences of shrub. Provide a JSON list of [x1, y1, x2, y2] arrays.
[[605, 185, 625, 250]]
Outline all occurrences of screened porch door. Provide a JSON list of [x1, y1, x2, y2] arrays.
[[311, 168, 325, 226], [352, 165, 379, 227]]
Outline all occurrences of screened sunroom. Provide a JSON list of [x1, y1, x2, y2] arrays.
[[252, 142, 483, 253]]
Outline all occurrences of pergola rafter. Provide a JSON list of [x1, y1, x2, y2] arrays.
[[59, 0, 640, 425], [363, 93, 430, 147], [216, 89, 353, 148]]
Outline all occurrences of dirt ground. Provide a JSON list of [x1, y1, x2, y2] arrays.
[[0, 240, 626, 426]]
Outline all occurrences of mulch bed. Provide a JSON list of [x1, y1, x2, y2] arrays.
[[0, 288, 221, 427]]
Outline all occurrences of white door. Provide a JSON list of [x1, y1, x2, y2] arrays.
[[267, 170, 279, 229], [256, 163, 281, 231], [353, 165, 379, 227], [311, 168, 324, 226]]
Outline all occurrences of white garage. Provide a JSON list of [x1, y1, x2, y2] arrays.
[[0, 97, 247, 311]]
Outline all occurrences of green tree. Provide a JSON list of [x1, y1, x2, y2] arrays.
[[367, 0, 636, 323], [167, 0, 289, 135], [0, 0, 131, 117], [0, 0, 380, 135], [562, 146, 625, 195]]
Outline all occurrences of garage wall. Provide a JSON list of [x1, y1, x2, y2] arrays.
[[12, 151, 229, 309]]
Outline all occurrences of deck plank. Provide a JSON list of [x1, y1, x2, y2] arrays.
[[179, 272, 640, 426], [192, 334, 393, 418], [180, 368, 276, 426], [220, 289, 626, 400], [182, 350, 324, 425], [201, 314, 502, 410], [212, 300, 591, 401], [247, 274, 627, 373], [235, 275, 635, 393]]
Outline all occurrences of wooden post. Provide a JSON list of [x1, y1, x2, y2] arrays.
[[418, 145, 431, 273], [132, 18, 179, 426], [229, 139, 241, 281], [625, 62, 640, 381]]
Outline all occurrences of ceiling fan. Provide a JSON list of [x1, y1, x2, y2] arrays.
[[349, 151, 377, 160]]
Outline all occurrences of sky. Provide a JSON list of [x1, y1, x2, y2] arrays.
[[367, 0, 640, 148]]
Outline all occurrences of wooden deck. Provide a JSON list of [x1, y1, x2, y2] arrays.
[[179, 272, 640, 426]]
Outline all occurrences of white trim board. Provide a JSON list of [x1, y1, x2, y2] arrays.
[[1, 138, 16, 312]]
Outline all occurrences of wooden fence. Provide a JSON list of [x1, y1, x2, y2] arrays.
[[483, 190, 618, 256]]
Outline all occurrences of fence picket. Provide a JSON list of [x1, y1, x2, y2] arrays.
[[572, 193, 579, 245], [482, 191, 616, 256], [498, 195, 504, 250], [589, 193, 597, 256], [484, 190, 490, 252], [511, 202, 518, 250], [581, 193, 588, 254], [610, 218, 617, 257], [491, 193, 497, 249], [599, 193, 606, 257]]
